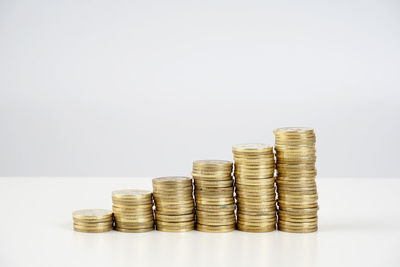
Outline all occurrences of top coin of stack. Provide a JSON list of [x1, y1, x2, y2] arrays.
[[233, 144, 276, 232], [72, 209, 113, 233], [112, 189, 154, 232], [274, 127, 318, 233], [192, 160, 236, 233], [152, 177, 195, 232]]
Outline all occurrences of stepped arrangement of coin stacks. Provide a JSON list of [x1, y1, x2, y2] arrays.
[[72, 209, 113, 233], [274, 127, 318, 233], [192, 160, 236, 233], [152, 177, 195, 232], [233, 144, 277, 232], [112, 189, 154, 232]]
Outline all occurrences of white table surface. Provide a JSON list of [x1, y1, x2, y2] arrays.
[[0, 177, 399, 267]]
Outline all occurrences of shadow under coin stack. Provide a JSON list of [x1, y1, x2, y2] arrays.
[[192, 160, 236, 233], [152, 177, 195, 232], [274, 127, 318, 233], [233, 144, 277, 232], [112, 189, 154, 232], [72, 209, 113, 233]]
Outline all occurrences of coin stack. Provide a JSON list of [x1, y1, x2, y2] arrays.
[[274, 127, 318, 233], [192, 160, 236, 233], [152, 177, 195, 232], [72, 209, 113, 233], [233, 144, 277, 232], [112, 189, 154, 232]]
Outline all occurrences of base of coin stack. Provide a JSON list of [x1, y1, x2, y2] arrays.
[[112, 189, 154, 232], [72, 209, 113, 233], [274, 127, 318, 233], [192, 160, 236, 233], [233, 144, 277, 232], [153, 177, 195, 232]]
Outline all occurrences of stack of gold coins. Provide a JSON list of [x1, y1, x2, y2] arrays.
[[152, 177, 195, 232], [192, 160, 236, 233], [274, 127, 318, 233], [112, 189, 154, 232], [72, 209, 113, 233], [233, 144, 276, 232]]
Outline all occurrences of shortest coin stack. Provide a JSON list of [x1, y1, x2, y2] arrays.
[[153, 177, 195, 232], [112, 189, 154, 232], [72, 209, 113, 233]]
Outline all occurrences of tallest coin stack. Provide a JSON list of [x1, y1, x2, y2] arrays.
[[274, 127, 318, 233]]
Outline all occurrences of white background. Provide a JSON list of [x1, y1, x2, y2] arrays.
[[1, 0, 399, 177]]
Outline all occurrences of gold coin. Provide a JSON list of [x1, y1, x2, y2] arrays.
[[274, 126, 314, 134], [276, 179, 316, 185], [153, 194, 193, 201], [237, 220, 276, 227], [113, 212, 154, 219], [235, 172, 275, 178], [236, 192, 276, 200], [155, 208, 194, 215], [155, 203, 194, 210], [196, 203, 236, 213], [196, 198, 235, 206], [235, 165, 275, 171], [156, 225, 194, 232], [113, 203, 153, 209], [278, 216, 317, 223], [115, 221, 154, 229], [278, 202, 318, 210], [279, 204, 318, 211], [197, 218, 236, 226], [115, 226, 154, 233], [276, 177, 316, 184], [237, 205, 276, 213], [112, 189, 152, 199], [234, 161, 274, 167], [152, 176, 193, 189], [278, 225, 318, 233], [74, 227, 113, 233], [238, 213, 276, 220], [232, 143, 273, 153], [235, 178, 275, 186], [235, 183, 275, 191], [195, 191, 233, 198], [192, 169, 232, 176], [155, 213, 194, 222], [237, 224, 276, 232], [73, 221, 113, 228], [278, 219, 318, 227], [192, 175, 232, 182], [112, 209, 153, 215], [237, 209, 276, 216], [196, 224, 236, 233], [278, 193, 318, 199], [73, 223, 113, 230], [72, 209, 113, 221], [73, 218, 113, 225], [196, 210, 235, 217], [113, 214, 154, 222], [156, 220, 195, 227], [193, 160, 233, 169], [153, 186, 193, 193], [196, 213, 236, 220], [194, 180, 233, 188], [112, 199, 152, 206]]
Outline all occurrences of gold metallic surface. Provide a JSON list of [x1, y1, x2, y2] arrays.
[[274, 127, 318, 233]]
